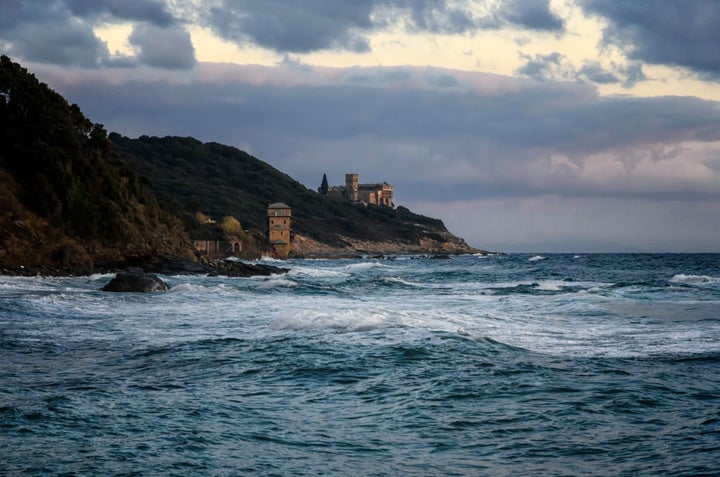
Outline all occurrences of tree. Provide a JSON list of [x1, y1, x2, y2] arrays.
[[318, 173, 329, 195], [220, 215, 242, 235]]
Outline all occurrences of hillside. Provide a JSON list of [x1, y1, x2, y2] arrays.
[[0, 56, 477, 274], [0, 55, 192, 273], [110, 134, 478, 256]]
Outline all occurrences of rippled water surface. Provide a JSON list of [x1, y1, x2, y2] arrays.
[[2, 254, 719, 475]]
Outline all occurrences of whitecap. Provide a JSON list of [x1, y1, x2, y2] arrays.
[[536, 281, 562, 291], [343, 261, 387, 271], [670, 274, 716, 285], [528, 255, 545, 262], [272, 309, 390, 332], [257, 277, 298, 289], [168, 283, 212, 293], [288, 268, 349, 279]]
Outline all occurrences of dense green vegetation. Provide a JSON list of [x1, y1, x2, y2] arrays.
[[0, 55, 190, 271], [110, 134, 453, 247]]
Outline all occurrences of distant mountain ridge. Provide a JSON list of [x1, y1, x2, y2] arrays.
[[0, 56, 477, 274]]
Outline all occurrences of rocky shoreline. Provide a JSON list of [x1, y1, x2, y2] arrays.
[[290, 233, 486, 259], [0, 235, 485, 278], [1, 256, 289, 278]]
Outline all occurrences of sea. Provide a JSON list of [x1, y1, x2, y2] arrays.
[[1, 253, 719, 476]]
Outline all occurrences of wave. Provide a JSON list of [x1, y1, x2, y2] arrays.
[[258, 255, 283, 263], [535, 281, 562, 291], [257, 277, 298, 289], [288, 268, 350, 279], [528, 255, 545, 262], [272, 309, 393, 332], [168, 283, 221, 293], [670, 274, 717, 285], [381, 276, 432, 289], [342, 261, 388, 271]]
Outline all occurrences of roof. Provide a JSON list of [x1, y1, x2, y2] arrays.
[[268, 202, 290, 209]]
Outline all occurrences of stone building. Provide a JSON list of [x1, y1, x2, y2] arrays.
[[193, 240, 242, 259], [319, 173, 394, 207], [267, 202, 292, 258]]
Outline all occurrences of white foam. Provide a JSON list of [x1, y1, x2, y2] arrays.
[[384, 276, 423, 287], [272, 309, 391, 332], [288, 268, 349, 279], [536, 281, 562, 291], [257, 277, 298, 289], [528, 255, 545, 262], [343, 261, 388, 271], [670, 274, 716, 285], [168, 283, 212, 293]]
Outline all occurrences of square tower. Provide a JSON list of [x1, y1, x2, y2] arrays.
[[267, 202, 292, 258], [345, 173, 359, 202]]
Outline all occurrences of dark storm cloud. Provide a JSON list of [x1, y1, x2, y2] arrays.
[[499, 0, 564, 31], [129, 24, 196, 69], [205, 0, 373, 53], [204, 0, 374, 53], [0, 0, 108, 67], [40, 64, 720, 206], [64, 0, 175, 25], [4, 15, 111, 68], [0, 0, 181, 68], [201, 0, 563, 54], [1, 0, 566, 65], [579, 0, 720, 78]]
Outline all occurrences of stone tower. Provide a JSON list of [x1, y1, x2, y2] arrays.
[[345, 173, 359, 202], [267, 202, 292, 258]]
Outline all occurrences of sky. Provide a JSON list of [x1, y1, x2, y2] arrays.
[[2, 0, 719, 252]]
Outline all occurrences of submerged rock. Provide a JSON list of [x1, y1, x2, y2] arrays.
[[101, 267, 169, 292], [211, 260, 289, 277]]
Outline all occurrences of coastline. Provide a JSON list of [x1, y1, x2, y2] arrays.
[[1, 233, 484, 277], [290, 233, 485, 259]]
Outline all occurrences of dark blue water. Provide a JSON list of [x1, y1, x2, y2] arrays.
[[2, 254, 719, 475]]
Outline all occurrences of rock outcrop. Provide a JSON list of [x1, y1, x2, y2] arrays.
[[102, 268, 169, 292]]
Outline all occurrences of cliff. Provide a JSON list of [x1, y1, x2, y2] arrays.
[[0, 55, 193, 274]]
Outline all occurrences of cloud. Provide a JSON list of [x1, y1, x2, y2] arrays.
[[580, 0, 720, 78], [577, 62, 618, 84], [516, 53, 646, 87], [499, 0, 564, 31], [515, 52, 576, 82], [129, 24, 196, 69], [0, 1, 107, 67], [0, 0, 181, 68], [198, 0, 564, 55], [202, 0, 374, 53], [64, 0, 175, 26]]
